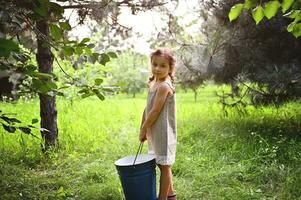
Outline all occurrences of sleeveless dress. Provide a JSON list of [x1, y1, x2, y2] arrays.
[[145, 81, 177, 166]]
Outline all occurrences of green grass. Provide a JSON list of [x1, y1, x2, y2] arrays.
[[1, 85, 301, 200]]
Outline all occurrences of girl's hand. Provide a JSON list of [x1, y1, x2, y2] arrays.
[[139, 127, 147, 142]]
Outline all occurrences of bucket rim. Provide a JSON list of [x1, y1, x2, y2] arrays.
[[114, 154, 156, 167]]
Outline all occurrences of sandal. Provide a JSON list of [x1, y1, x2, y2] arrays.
[[168, 194, 177, 200]]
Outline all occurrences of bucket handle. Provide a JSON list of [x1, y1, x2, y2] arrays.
[[133, 142, 144, 165]]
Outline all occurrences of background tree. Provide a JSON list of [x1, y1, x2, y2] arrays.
[[212, 0, 301, 106], [145, 6, 209, 99], [176, 45, 210, 102], [108, 51, 149, 98], [0, 0, 165, 150], [168, 0, 301, 107]]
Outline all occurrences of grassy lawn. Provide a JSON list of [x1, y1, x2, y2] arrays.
[[1, 85, 301, 200]]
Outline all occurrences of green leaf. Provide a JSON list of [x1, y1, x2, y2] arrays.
[[264, 0, 281, 19], [32, 119, 39, 124], [78, 88, 88, 94], [46, 81, 58, 90], [33, 6, 48, 17], [0, 116, 21, 124], [283, 10, 301, 19], [80, 38, 90, 44], [292, 23, 301, 38], [107, 51, 118, 58], [94, 78, 103, 86], [84, 47, 92, 55], [81, 92, 94, 98], [292, 1, 300, 9], [2, 124, 16, 133], [229, 4, 244, 22], [92, 53, 100, 57], [92, 89, 105, 100], [32, 79, 44, 91], [293, 13, 301, 23], [99, 53, 110, 65], [9, 118, 21, 123], [287, 22, 295, 32], [49, 2, 64, 18], [33, 72, 53, 79], [32, 79, 56, 93], [74, 47, 83, 55], [18, 127, 31, 134], [244, 0, 258, 9], [0, 38, 19, 57], [282, 0, 295, 13], [49, 24, 63, 41], [62, 46, 74, 56], [252, 5, 265, 24], [59, 22, 71, 30]]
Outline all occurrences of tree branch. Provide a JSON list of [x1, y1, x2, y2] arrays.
[[62, 1, 168, 9]]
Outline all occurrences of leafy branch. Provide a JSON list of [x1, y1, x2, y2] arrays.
[[229, 0, 301, 38]]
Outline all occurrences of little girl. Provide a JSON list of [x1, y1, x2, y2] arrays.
[[139, 48, 177, 200]]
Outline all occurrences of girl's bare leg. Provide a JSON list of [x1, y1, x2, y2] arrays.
[[158, 165, 174, 200], [168, 177, 175, 196]]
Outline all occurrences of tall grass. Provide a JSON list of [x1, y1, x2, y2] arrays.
[[0, 85, 300, 199]]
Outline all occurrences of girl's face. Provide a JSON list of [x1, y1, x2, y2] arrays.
[[151, 55, 171, 81]]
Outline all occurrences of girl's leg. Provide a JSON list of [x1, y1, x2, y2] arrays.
[[158, 164, 174, 200], [167, 173, 176, 200], [168, 180, 175, 196]]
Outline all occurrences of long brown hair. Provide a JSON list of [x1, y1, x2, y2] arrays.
[[148, 48, 176, 85]]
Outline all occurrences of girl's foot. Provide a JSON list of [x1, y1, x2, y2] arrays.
[[168, 194, 176, 200]]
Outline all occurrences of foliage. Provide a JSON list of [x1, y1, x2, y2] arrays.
[[0, 110, 39, 136], [147, 8, 208, 96], [197, 0, 301, 107], [175, 45, 209, 101], [217, 63, 301, 115], [0, 0, 114, 98], [108, 51, 149, 97], [229, 0, 301, 38]]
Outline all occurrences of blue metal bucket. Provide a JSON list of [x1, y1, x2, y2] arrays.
[[115, 154, 157, 200]]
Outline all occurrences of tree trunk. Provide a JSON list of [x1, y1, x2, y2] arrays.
[[230, 81, 239, 97], [193, 88, 198, 102], [36, 20, 58, 150]]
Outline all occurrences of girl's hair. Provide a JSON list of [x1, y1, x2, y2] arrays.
[[148, 48, 176, 85]]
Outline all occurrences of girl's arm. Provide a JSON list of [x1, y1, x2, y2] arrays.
[[140, 108, 146, 129], [139, 83, 171, 141]]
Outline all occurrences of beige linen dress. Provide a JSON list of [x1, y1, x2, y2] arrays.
[[145, 81, 177, 165]]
